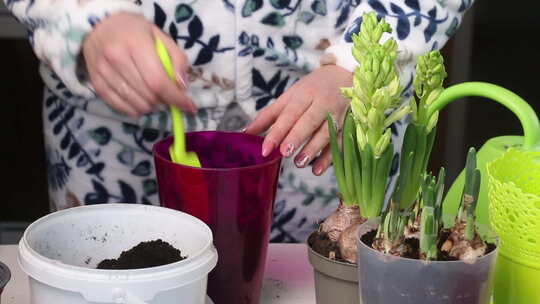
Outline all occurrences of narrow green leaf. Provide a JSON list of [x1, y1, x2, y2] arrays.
[[360, 145, 373, 212], [327, 113, 351, 203], [402, 125, 427, 210], [343, 112, 357, 201], [464, 147, 477, 195], [352, 132, 364, 213], [368, 144, 393, 218], [434, 167, 446, 221], [393, 151, 414, 207], [422, 127, 437, 173], [420, 206, 437, 260]]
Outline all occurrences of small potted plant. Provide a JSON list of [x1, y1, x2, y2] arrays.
[[307, 12, 445, 303], [357, 147, 497, 304]]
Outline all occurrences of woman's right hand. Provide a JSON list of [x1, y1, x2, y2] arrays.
[[82, 13, 197, 117]]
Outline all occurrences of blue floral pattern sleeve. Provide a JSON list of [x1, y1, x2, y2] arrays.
[[3, 0, 142, 98], [323, 0, 474, 80]]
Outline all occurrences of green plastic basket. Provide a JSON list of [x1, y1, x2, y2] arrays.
[[488, 149, 540, 304]]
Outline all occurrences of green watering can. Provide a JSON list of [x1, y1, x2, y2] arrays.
[[430, 82, 540, 304], [488, 148, 540, 304], [428, 82, 540, 232]]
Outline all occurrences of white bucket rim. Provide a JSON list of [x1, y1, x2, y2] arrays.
[[19, 204, 214, 277], [18, 204, 218, 302]]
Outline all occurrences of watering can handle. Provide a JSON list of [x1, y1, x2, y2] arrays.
[[428, 82, 540, 150]]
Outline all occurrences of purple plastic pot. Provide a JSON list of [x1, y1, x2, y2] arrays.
[[153, 131, 282, 304], [0, 261, 10, 303]]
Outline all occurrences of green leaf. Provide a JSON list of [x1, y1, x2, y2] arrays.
[[89, 127, 111, 146], [311, 0, 327, 16], [131, 160, 151, 177], [175, 4, 193, 22], [343, 112, 357, 201], [327, 113, 350, 203], [393, 151, 414, 208], [421, 127, 437, 174], [282, 35, 303, 49], [122, 122, 139, 135], [142, 128, 159, 142], [117, 149, 134, 166], [158, 111, 168, 131], [360, 145, 373, 212], [270, 0, 291, 9], [298, 11, 315, 24], [464, 147, 477, 195], [373, 145, 394, 217], [420, 206, 437, 260], [434, 167, 445, 219], [261, 12, 286, 27], [302, 195, 315, 206], [143, 179, 157, 196], [242, 0, 263, 17]]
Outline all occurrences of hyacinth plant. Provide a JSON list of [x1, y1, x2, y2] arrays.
[[418, 167, 446, 260], [418, 148, 487, 262], [316, 11, 489, 264], [440, 147, 487, 262], [373, 144, 488, 262], [319, 12, 410, 263], [372, 49, 448, 256]]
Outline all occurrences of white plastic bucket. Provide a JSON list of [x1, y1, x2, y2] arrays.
[[18, 204, 218, 304]]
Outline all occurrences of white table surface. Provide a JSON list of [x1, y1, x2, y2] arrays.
[[0, 244, 315, 304]]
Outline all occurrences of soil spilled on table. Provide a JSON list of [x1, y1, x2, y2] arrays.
[[97, 239, 186, 270]]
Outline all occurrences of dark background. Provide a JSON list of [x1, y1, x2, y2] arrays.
[[1, 1, 539, 223]]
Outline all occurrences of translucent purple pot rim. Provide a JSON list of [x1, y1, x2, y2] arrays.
[[356, 218, 498, 264], [153, 131, 282, 172], [0, 261, 10, 289]]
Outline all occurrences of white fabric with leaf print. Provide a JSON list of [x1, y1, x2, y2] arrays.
[[5, 0, 473, 242]]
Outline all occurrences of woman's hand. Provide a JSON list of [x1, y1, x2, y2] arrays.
[[245, 65, 352, 176], [82, 13, 196, 117]]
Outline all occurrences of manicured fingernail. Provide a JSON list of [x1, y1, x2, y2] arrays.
[[284, 143, 295, 157], [262, 141, 275, 157], [295, 153, 310, 168], [176, 72, 188, 88], [314, 165, 323, 176], [240, 127, 247, 133]]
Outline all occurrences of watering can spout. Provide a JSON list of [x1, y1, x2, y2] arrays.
[[431, 82, 540, 234]]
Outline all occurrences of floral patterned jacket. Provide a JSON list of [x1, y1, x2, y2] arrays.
[[5, 0, 473, 242]]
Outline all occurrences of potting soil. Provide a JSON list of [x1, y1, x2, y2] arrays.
[[308, 231, 346, 262], [361, 228, 496, 261], [97, 239, 186, 269]]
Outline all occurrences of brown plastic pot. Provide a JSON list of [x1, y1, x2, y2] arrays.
[[0, 261, 10, 303], [307, 232, 360, 304]]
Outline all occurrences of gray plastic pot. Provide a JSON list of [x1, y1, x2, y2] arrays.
[[307, 232, 360, 304], [0, 261, 10, 303], [356, 219, 497, 304]]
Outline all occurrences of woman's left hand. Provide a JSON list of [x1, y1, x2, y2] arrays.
[[244, 64, 352, 176]]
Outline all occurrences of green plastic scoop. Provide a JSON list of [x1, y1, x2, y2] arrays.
[[155, 38, 201, 167], [429, 82, 540, 235]]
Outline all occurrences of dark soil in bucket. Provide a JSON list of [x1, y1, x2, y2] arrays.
[[97, 239, 186, 270]]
